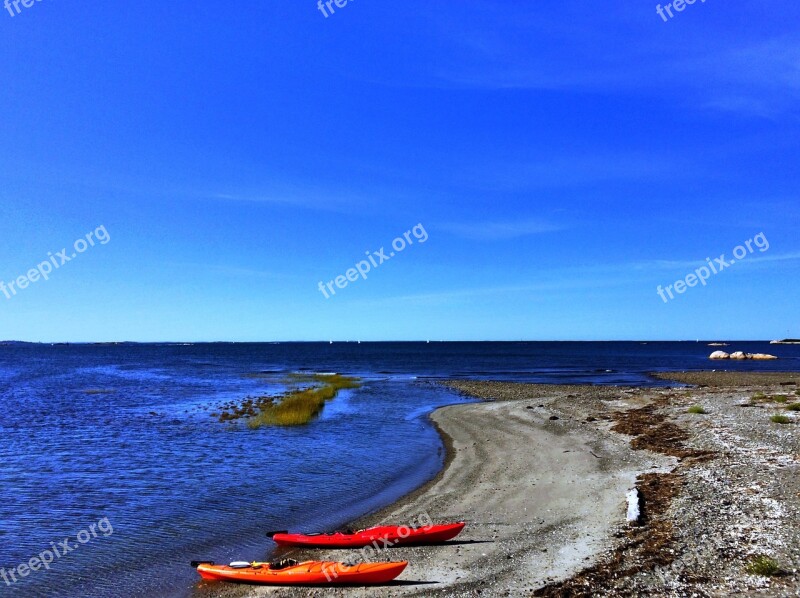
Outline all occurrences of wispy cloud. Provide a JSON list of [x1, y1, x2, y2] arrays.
[[469, 154, 678, 191], [439, 219, 563, 240], [625, 251, 800, 273], [350, 277, 634, 307], [350, 251, 800, 307], [414, 4, 800, 118], [167, 262, 301, 280], [203, 182, 427, 217], [686, 37, 800, 118], [204, 188, 357, 214]]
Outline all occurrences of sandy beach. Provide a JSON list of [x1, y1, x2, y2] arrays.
[[195, 372, 800, 597]]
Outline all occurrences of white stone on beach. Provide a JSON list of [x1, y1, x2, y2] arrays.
[[709, 351, 730, 360], [626, 488, 641, 524], [729, 351, 748, 360], [748, 353, 778, 360]]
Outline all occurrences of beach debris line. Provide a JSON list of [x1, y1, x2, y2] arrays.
[[536, 392, 715, 597], [211, 373, 361, 427]]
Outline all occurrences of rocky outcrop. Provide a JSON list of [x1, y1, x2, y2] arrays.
[[710, 351, 778, 360], [748, 353, 779, 360]]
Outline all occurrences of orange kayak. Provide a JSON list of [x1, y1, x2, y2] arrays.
[[192, 559, 407, 585]]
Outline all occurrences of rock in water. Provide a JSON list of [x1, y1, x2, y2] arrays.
[[748, 353, 778, 360], [711, 350, 777, 360]]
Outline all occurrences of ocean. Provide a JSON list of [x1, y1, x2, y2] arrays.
[[1, 341, 797, 596]]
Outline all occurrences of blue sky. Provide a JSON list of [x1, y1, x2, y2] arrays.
[[0, 1, 798, 341]]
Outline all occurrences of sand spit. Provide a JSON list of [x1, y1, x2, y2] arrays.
[[194, 373, 800, 597]]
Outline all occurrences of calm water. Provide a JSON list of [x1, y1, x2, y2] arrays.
[[1, 341, 798, 597]]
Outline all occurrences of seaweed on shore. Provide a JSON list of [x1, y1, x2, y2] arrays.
[[610, 402, 714, 461], [534, 396, 715, 597]]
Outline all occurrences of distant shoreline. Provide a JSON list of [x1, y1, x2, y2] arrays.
[[1, 339, 793, 345]]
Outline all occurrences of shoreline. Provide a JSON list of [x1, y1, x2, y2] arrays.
[[195, 372, 800, 597], [197, 381, 670, 597]]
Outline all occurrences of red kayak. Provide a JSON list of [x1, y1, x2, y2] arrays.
[[268, 522, 465, 548]]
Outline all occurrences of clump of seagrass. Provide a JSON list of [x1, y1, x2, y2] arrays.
[[744, 555, 780, 576], [245, 374, 361, 428]]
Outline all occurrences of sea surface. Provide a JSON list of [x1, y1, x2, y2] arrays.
[[1, 341, 798, 597]]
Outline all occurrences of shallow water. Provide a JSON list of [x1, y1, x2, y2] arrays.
[[1, 341, 797, 596]]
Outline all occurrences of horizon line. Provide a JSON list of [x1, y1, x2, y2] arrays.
[[1, 339, 790, 345]]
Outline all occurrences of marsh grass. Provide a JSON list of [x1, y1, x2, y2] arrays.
[[247, 374, 361, 428], [212, 374, 360, 426], [687, 405, 707, 414], [247, 386, 332, 427], [744, 555, 780, 576], [749, 392, 793, 405], [285, 372, 361, 389], [770, 414, 792, 424], [786, 403, 800, 412]]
